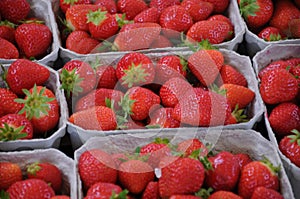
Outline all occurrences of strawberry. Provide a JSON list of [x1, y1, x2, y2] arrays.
[[269, 0, 300, 35], [158, 157, 205, 198], [202, 0, 229, 14], [258, 27, 287, 41], [116, 52, 155, 88], [238, 159, 280, 199], [16, 85, 60, 135], [69, 106, 117, 131], [0, 88, 23, 117], [5, 59, 50, 96], [75, 88, 124, 112], [87, 9, 119, 40], [148, 107, 180, 128], [150, 34, 173, 49], [65, 30, 99, 54], [0, 0, 30, 24], [0, 162, 22, 190], [155, 55, 187, 84], [208, 15, 234, 40], [94, 0, 117, 14], [279, 129, 300, 167], [239, 0, 273, 31], [85, 182, 125, 198], [94, 65, 117, 89], [134, 7, 159, 24], [0, 20, 16, 43], [50, 196, 70, 199], [0, 38, 19, 59], [208, 191, 242, 199], [60, 60, 96, 98], [259, 68, 298, 104], [142, 181, 159, 199], [216, 64, 247, 87], [149, 0, 181, 14], [258, 60, 292, 79], [113, 22, 161, 51], [59, 0, 92, 13], [65, 4, 105, 31], [159, 5, 193, 38], [118, 159, 155, 194], [0, 113, 33, 141], [251, 186, 284, 199], [177, 138, 209, 158], [290, 18, 300, 39], [27, 162, 62, 193], [186, 20, 232, 44], [269, 103, 300, 137], [286, 57, 300, 67], [235, 153, 252, 169], [78, 149, 118, 189], [117, 0, 148, 20], [170, 195, 201, 199], [7, 179, 55, 199], [181, 0, 214, 22]]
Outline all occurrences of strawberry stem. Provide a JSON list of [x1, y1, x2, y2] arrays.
[[60, 68, 84, 98], [27, 162, 41, 175]]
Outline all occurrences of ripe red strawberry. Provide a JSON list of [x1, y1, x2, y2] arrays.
[[181, 0, 214, 22], [258, 27, 287, 41], [286, 57, 300, 67], [203, 0, 229, 14], [150, 34, 173, 48], [142, 181, 159, 199], [158, 157, 205, 198], [155, 55, 187, 84], [290, 18, 300, 39], [208, 191, 242, 199], [7, 179, 55, 199], [116, 52, 155, 88], [0, 0, 30, 24], [259, 68, 298, 104], [87, 10, 119, 40], [269, 0, 300, 35], [149, 0, 181, 14], [258, 60, 292, 79], [208, 15, 234, 40], [187, 20, 232, 44], [94, 0, 117, 14], [16, 85, 60, 134], [69, 106, 117, 131], [239, 0, 273, 30], [50, 196, 70, 199], [85, 182, 125, 198], [269, 103, 300, 137], [66, 4, 105, 31], [159, 5, 193, 38], [0, 162, 22, 190], [118, 159, 155, 194], [117, 0, 148, 20], [0, 20, 16, 43], [5, 59, 50, 96], [27, 162, 62, 193], [251, 186, 284, 199], [0, 38, 19, 59], [134, 7, 159, 23], [113, 22, 161, 51], [65, 30, 99, 54], [78, 149, 118, 189], [0, 113, 33, 141], [59, 0, 92, 13], [148, 107, 180, 128], [94, 65, 117, 89], [279, 129, 300, 167], [170, 195, 201, 199], [0, 88, 23, 117], [216, 64, 247, 87], [60, 60, 96, 97], [238, 159, 280, 199], [235, 153, 252, 169], [177, 138, 209, 158]]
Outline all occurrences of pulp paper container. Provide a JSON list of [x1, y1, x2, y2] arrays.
[[0, 0, 60, 66], [253, 44, 300, 198], [49, 0, 245, 63], [0, 148, 76, 198], [0, 62, 68, 151], [66, 48, 264, 149], [74, 129, 295, 199]]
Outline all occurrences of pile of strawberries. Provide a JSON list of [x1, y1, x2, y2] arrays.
[[62, 43, 256, 131], [258, 57, 300, 167], [0, 0, 53, 60], [58, 0, 235, 54], [238, 0, 300, 41], [0, 59, 60, 141], [77, 137, 285, 199], [0, 161, 70, 199]]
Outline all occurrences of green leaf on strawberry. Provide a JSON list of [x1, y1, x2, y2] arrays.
[[0, 122, 27, 141], [239, 0, 260, 18], [60, 68, 84, 98], [288, 129, 300, 146], [87, 9, 108, 25], [121, 63, 148, 88]]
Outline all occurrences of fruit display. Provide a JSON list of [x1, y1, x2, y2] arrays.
[[0, 59, 67, 151], [74, 129, 294, 198], [0, 148, 76, 198], [0, 0, 60, 66], [253, 44, 300, 198]]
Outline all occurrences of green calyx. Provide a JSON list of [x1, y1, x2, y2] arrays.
[[60, 68, 84, 98], [260, 157, 281, 175], [15, 85, 55, 120], [239, 0, 260, 19], [0, 123, 27, 141], [268, 33, 282, 42], [154, 137, 170, 144], [0, 190, 9, 199], [27, 162, 41, 176], [231, 104, 249, 123], [115, 13, 133, 28], [63, 0, 79, 4], [287, 129, 300, 146], [87, 9, 108, 26], [122, 63, 149, 88], [0, 20, 17, 28], [0, 64, 9, 88], [195, 188, 213, 199], [110, 190, 129, 199], [200, 156, 213, 171]]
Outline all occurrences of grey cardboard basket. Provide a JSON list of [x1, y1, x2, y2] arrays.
[[0, 62, 68, 151], [74, 129, 295, 199], [0, 148, 76, 198], [253, 44, 300, 198], [0, 0, 60, 66], [66, 48, 264, 149]]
